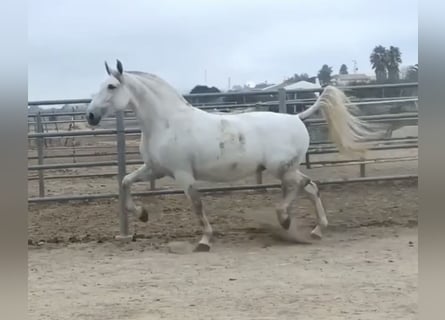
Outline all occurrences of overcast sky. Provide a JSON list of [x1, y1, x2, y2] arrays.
[[28, 0, 418, 101]]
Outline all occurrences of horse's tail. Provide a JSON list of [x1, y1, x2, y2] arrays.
[[298, 86, 386, 156]]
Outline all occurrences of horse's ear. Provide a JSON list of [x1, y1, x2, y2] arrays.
[[116, 59, 123, 75], [105, 61, 111, 75]]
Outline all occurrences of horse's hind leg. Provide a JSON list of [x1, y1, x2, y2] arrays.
[[187, 186, 213, 252], [295, 170, 328, 239], [122, 164, 153, 222]]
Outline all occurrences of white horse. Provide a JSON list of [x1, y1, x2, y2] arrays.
[[86, 60, 384, 252]]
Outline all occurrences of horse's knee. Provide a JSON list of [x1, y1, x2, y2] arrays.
[[123, 174, 140, 189], [124, 198, 135, 211], [187, 186, 203, 212], [303, 180, 320, 198], [320, 217, 328, 228], [122, 176, 132, 188]]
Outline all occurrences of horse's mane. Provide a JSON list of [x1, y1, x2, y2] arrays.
[[126, 71, 192, 106]]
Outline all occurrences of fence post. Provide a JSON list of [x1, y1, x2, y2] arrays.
[[36, 112, 45, 197], [305, 152, 311, 169], [115, 111, 131, 240], [255, 171, 263, 184], [256, 93, 265, 183], [278, 88, 286, 114], [53, 110, 59, 132], [360, 158, 366, 177]]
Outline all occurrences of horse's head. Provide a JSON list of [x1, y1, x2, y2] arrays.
[[86, 59, 131, 126]]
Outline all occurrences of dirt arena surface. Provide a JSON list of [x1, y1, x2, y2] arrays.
[[29, 226, 417, 320], [28, 125, 418, 319], [28, 178, 418, 320]]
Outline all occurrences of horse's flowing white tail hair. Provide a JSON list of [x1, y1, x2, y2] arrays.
[[299, 86, 387, 156]]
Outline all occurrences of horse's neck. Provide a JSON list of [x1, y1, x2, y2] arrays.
[[125, 74, 191, 136]]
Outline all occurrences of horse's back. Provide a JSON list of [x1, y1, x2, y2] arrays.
[[234, 112, 310, 170], [192, 111, 310, 178], [144, 110, 310, 182], [221, 111, 310, 150]]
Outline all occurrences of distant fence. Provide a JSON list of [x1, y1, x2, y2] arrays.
[[28, 82, 418, 238]]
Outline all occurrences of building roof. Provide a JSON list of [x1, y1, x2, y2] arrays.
[[262, 79, 321, 91], [334, 73, 371, 81], [283, 80, 321, 90]]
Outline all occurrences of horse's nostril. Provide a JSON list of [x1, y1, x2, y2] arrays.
[[88, 112, 94, 120]]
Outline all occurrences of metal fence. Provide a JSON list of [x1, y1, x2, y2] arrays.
[[28, 82, 418, 238]]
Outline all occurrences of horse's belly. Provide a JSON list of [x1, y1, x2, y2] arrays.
[[194, 158, 259, 182]]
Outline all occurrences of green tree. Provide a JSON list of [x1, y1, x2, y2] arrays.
[[296, 73, 310, 81], [317, 64, 333, 86], [339, 64, 348, 75], [386, 46, 402, 82], [284, 73, 312, 84], [370, 45, 388, 82], [190, 85, 220, 94], [405, 63, 418, 82]]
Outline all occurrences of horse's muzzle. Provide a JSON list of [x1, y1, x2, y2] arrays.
[[87, 112, 101, 126]]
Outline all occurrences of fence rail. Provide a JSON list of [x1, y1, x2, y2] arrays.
[[27, 141, 418, 172], [28, 82, 419, 238], [27, 137, 419, 161], [28, 155, 418, 181], [28, 81, 418, 108], [28, 174, 418, 204], [27, 98, 418, 122], [27, 112, 418, 139]]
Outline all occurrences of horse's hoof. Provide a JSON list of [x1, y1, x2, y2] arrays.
[[276, 208, 290, 230], [194, 243, 211, 252], [139, 208, 148, 222], [279, 216, 291, 230], [310, 226, 322, 240]]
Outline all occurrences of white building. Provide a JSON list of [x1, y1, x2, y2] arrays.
[[332, 73, 372, 86]]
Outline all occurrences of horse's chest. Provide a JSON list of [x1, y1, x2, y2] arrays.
[[144, 132, 185, 162]]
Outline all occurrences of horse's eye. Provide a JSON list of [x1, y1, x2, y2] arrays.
[[108, 84, 117, 90]]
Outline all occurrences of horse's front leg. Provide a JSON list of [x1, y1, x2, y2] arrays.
[[175, 171, 213, 252], [122, 164, 153, 222]]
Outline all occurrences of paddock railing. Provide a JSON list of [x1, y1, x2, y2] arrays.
[[28, 82, 418, 238]]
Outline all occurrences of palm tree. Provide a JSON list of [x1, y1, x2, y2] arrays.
[[386, 46, 402, 82], [370, 45, 388, 82], [405, 63, 418, 81]]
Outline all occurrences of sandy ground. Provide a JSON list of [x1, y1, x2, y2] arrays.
[[28, 126, 418, 319], [29, 226, 417, 320], [28, 179, 418, 320]]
